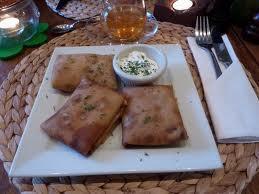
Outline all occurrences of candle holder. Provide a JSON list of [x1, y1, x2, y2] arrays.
[[0, 0, 40, 48], [154, 0, 214, 27]]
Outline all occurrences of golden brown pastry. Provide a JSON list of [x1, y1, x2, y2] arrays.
[[41, 79, 126, 156], [51, 54, 117, 92], [121, 85, 188, 146]]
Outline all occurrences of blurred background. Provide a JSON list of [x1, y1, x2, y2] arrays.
[[154, 0, 259, 43]]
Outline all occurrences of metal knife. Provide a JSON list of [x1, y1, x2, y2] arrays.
[[212, 27, 233, 68], [56, 0, 70, 11]]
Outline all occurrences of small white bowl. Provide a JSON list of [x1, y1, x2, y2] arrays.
[[113, 45, 167, 86]]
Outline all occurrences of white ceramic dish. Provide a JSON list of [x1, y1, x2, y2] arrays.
[[113, 45, 167, 86], [9, 44, 222, 177]]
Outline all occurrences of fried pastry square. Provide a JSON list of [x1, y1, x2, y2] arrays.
[[122, 85, 188, 146], [52, 54, 117, 92], [41, 79, 126, 156]]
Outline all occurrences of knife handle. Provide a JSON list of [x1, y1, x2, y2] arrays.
[[208, 48, 222, 79]]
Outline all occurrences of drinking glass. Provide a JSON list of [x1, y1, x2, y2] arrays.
[[102, 0, 158, 43]]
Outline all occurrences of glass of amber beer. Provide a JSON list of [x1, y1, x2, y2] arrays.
[[102, 0, 158, 43]]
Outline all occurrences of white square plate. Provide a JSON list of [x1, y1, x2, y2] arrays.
[[9, 44, 222, 177]]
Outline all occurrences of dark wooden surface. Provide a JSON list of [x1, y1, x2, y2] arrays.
[[0, 1, 258, 194]]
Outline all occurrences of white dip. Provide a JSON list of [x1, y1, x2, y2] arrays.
[[119, 51, 159, 76]]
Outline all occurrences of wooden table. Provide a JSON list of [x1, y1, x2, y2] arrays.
[[0, 1, 258, 194]]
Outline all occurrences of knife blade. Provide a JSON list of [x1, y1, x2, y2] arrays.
[[212, 27, 233, 68], [56, 0, 70, 11]]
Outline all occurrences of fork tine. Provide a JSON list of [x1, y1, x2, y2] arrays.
[[199, 16, 203, 37], [202, 16, 206, 37], [194, 16, 222, 78], [206, 16, 211, 36], [195, 16, 199, 37]]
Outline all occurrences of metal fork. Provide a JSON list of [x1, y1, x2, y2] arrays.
[[195, 16, 222, 78]]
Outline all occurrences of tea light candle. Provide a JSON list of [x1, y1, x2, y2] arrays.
[[172, 0, 193, 11], [0, 17, 19, 29], [0, 17, 23, 37]]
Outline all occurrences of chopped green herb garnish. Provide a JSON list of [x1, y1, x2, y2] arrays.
[[67, 57, 75, 63], [143, 69, 151, 76], [84, 95, 92, 100], [143, 116, 152, 124], [97, 66, 103, 73], [119, 52, 158, 76], [84, 104, 96, 111]]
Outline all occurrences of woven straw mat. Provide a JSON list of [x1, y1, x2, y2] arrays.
[[1, 22, 259, 194], [45, 0, 156, 20]]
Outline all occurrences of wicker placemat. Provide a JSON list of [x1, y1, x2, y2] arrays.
[[45, 0, 156, 20], [1, 22, 259, 194]]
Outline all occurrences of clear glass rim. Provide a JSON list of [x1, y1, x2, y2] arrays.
[[0, 0, 32, 12]]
